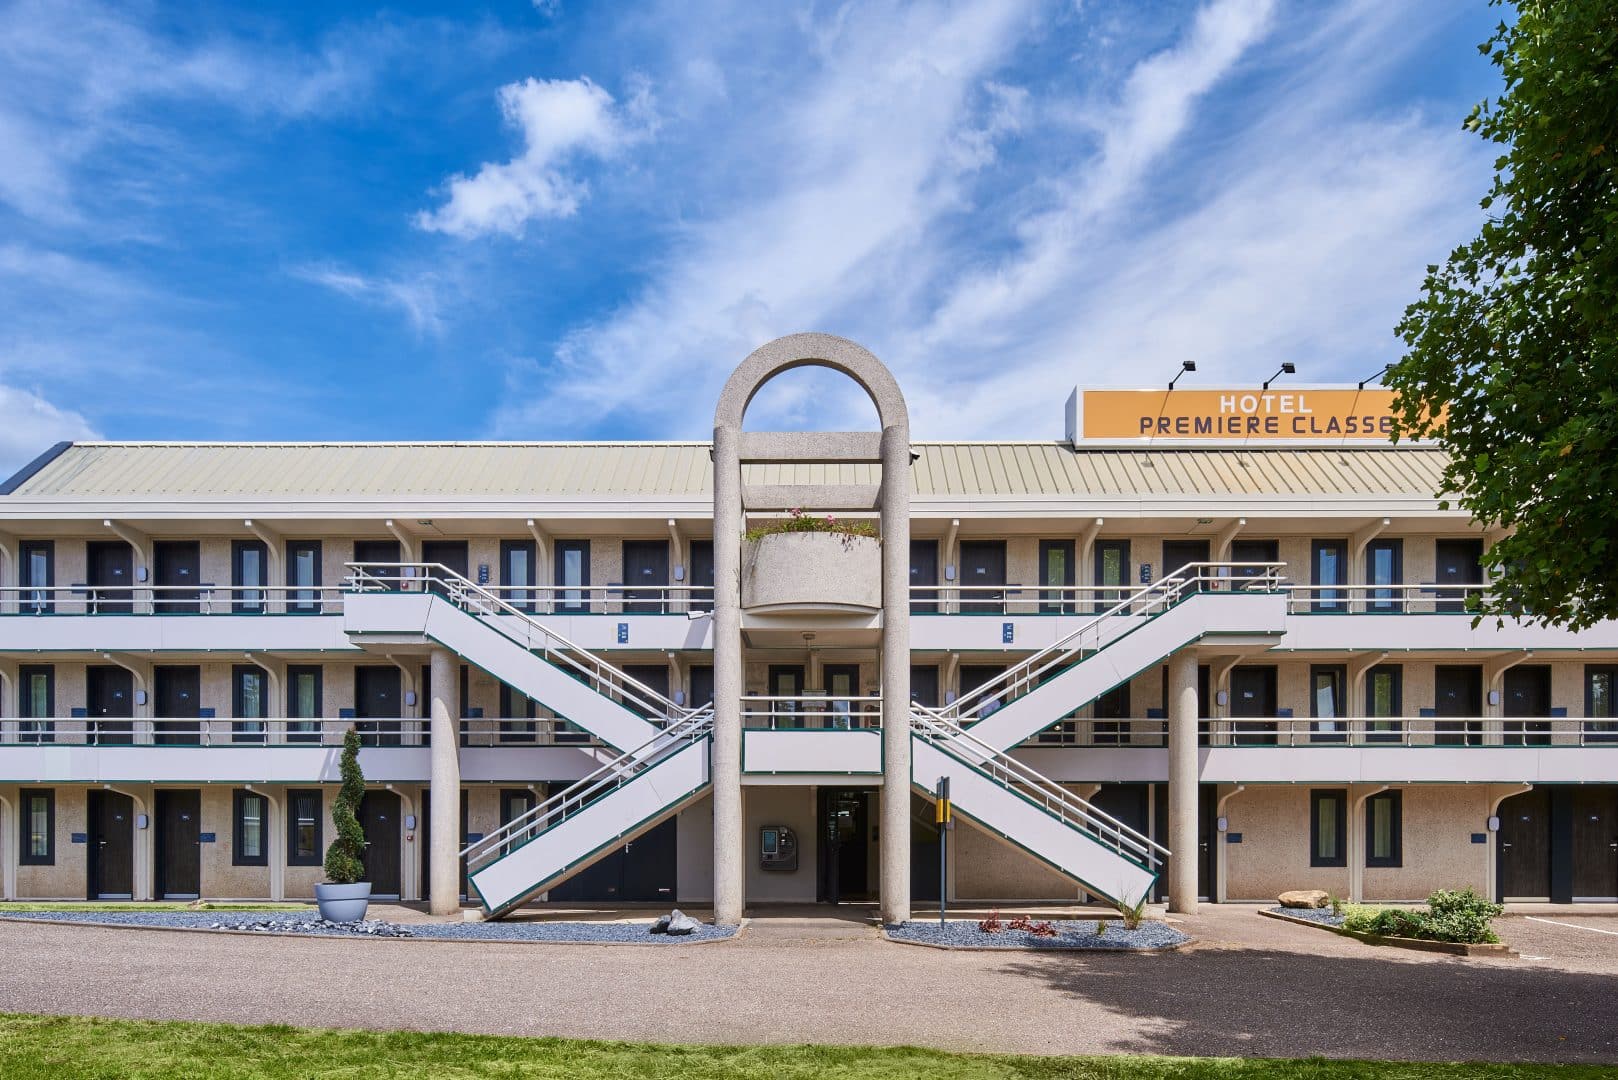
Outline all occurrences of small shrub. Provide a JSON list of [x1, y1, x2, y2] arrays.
[[1007, 915, 1033, 932], [1327, 893, 1344, 918], [1094, 919, 1107, 936], [744, 508, 878, 544], [977, 909, 1003, 934], [1114, 894, 1148, 931], [1029, 920, 1058, 938], [1340, 888, 1502, 945]]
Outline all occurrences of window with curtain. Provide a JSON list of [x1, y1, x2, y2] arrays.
[[1310, 789, 1346, 867], [1366, 791, 1403, 867], [233, 790, 267, 866]]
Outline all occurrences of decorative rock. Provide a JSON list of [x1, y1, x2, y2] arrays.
[[1278, 890, 1331, 909], [665, 909, 700, 936], [649, 915, 671, 934]]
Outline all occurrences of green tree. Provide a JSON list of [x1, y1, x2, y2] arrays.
[[323, 728, 367, 884], [1389, 1, 1618, 629]]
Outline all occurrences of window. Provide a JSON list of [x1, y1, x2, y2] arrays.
[[286, 665, 322, 744], [500, 789, 537, 854], [19, 540, 53, 613], [1366, 790, 1403, 867], [1588, 666, 1618, 745], [19, 664, 54, 744], [1093, 540, 1130, 613], [1365, 538, 1403, 612], [1039, 540, 1076, 614], [1311, 540, 1348, 612], [287, 789, 323, 866], [233, 789, 268, 866], [1365, 664, 1403, 744], [233, 665, 268, 743], [554, 540, 590, 612], [499, 682, 537, 743], [1309, 665, 1347, 743], [500, 539, 537, 612], [286, 540, 322, 613], [232, 540, 267, 613], [1310, 789, 1347, 867], [19, 788, 53, 865]]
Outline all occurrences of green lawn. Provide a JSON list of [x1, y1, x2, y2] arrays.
[[0, 1015, 1606, 1080], [0, 902, 311, 913]]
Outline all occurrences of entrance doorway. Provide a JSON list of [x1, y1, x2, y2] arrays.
[[86, 665, 134, 745], [154, 541, 201, 614], [1436, 539, 1484, 612], [355, 666, 403, 747], [420, 788, 470, 902], [910, 792, 941, 903], [816, 788, 873, 902], [622, 540, 670, 614], [155, 790, 201, 899], [1435, 665, 1484, 746], [1504, 665, 1552, 746], [1498, 788, 1551, 901], [357, 790, 402, 898], [1162, 539, 1211, 587], [547, 818, 678, 902], [1230, 665, 1277, 745], [1572, 787, 1618, 901], [86, 540, 134, 614], [154, 665, 202, 746], [87, 790, 135, 899], [958, 541, 1006, 614], [768, 664, 805, 727]]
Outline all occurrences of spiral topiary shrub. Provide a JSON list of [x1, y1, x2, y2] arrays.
[[323, 727, 367, 885]]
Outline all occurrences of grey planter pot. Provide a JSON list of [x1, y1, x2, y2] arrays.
[[743, 532, 881, 614], [314, 881, 372, 922]]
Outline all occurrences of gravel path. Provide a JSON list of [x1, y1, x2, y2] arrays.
[[0, 911, 736, 943], [887, 918, 1187, 949], [1267, 906, 1346, 927]]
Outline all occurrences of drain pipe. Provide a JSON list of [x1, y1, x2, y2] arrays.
[[1348, 784, 1390, 902], [1215, 785, 1245, 903], [1488, 783, 1533, 901]]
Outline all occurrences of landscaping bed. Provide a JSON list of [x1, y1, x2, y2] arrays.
[[886, 918, 1188, 950], [1262, 888, 1516, 958], [0, 909, 737, 944]]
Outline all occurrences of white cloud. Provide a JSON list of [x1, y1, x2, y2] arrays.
[[416, 77, 642, 238], [293, 263, 446, 336], [0, 384, 99, 477]]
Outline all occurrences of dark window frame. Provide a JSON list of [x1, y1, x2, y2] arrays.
[[1365, 790, 1403, 868], [285, 540, 323, 613], [285, 665, 323, 745], [232, 664, 269, 744], [1364, 538, 1404, 612], [1310, 788, 1347, 868], [19, 539, 54, 613], [498, 682, 538, 743], [1586, 665, 1618, 744], [231, 539, 268, 613], [232, 789, 269, 866], [1308, 664, 1348, 744], [1311, 539, 1349, 612], [1038, 539, 1077, 614], [18, 663, 55, 744], [1364, 663, 1404, 743], [499, 538, 538, 613], [1093, 539, 1131, 613], [286, 788, 323, 866], [554, 539, 591, 613], [19, 787, 54, 865]]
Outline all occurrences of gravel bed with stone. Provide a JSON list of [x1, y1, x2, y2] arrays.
[[0, 909, 736, 943], [886, 919, 1188, 950], [1267, 906, 1346, 927]]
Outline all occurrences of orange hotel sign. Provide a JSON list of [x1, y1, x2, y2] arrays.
[[1068, 388, 1404, 441]]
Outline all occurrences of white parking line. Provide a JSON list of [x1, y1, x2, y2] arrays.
[[1525, 916, 1618, 936]]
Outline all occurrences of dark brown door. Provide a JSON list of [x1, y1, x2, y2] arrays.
[[1436, 665, 1483, 746], [86, 665, 134, 745], [910, 539, 939, 614], [1572, 787, 1618, 900], [1498, 788, 1552, 900], [422, 540, 470, 599], [1436, 539, 1484, 613], [958, 664, 1007, 720], [357, 790, 402, 897], [688, 665, 714, 710], [87, 541, 134, 614], [1230, 539, 1279, 578], [155, 790, 202, 898], [622, 664, 670, 720], [1150, 784, 1217, 902], [353, 540, 401, 590], [154, 666, 202, 746], [1162, 539, 1211, 590], [87, 790, 134, 899], [1504, 665, 1552, 746], [959, 541, 1006, 613], [909, 666, 940, 709], [154, 541, 201, 614], [1230, 665, 1277, 745], [622, 540, 670, 614], [355, 666, 402, 746], [548, 818, 678, 903]]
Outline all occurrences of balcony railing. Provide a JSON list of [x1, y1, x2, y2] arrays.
[[345, 565, 714, 616], [742, 694, 881, 730], [0, 716, 607, 748], [909, 578, 1497, 616], [0, 583, 347, 616], [1019, 716, 1618, 748]]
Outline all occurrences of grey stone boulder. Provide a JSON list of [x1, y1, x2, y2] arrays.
[[648, 914, 671, 934], [1278, 889, 1331, 909], [665, 909, 700, 936]]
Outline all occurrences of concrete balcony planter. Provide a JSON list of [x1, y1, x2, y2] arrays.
[[314, 881, 371, 922], [742, 532, 881, 614]]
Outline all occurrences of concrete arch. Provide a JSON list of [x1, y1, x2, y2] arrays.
[[714, 332, 910, 436]]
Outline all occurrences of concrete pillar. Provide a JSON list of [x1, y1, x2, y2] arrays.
[[1166, 650, 1199, 914], [711, 424, 745, 925], [879, 424, 912, 925], [428, 648, 461, 915]]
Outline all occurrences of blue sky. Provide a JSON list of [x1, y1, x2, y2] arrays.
[[0, 0, 1502, 471]]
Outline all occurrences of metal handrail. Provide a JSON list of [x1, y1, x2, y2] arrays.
[[345, 562, 696, 724], [911, 709, 1169, 869], [1017, 715, 1618, 748], [461, 706, 714, 871], [920, 562, 1286, 722], [741, 694, 881, 730]]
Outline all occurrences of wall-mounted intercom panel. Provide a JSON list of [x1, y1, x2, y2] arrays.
[[760, 825, 798, 872]]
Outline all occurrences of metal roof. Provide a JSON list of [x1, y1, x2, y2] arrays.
[[0, 441, 1451, 503]]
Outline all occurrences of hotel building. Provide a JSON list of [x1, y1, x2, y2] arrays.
[[0, 334, 1613, 920]]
